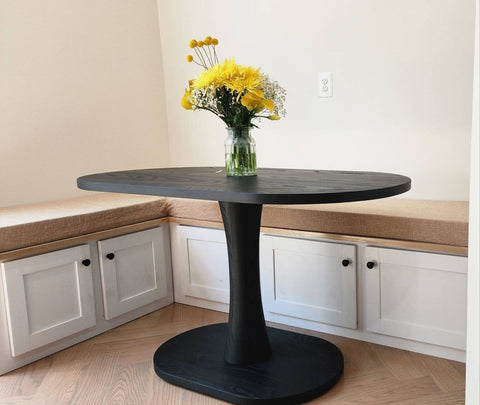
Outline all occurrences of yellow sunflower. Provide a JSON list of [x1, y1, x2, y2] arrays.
[[192, 59, 263, 95], [192, 63, 225, 90]]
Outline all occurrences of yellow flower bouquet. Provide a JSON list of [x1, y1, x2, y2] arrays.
[[181, 36, 286, 176]]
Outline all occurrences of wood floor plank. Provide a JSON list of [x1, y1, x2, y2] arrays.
[[0, 394, 46, 404], [374, 344, 428, 380], [450, 358, 467, 376], [91, 335, 175, 366], [339, 341, 386, 375], [322, 376, 441, 404], [27, 359, 88, 405], [416, 354, 466, 393], [107, 362, 152, 405], [306, 367, 396, 404], [2, 356, 52, 399], [0, 303, 466, 405], [67, 352, 119, 405], [393, 390, 467, 405]]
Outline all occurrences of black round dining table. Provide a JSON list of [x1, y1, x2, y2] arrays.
[[77, 167, 411, 405]]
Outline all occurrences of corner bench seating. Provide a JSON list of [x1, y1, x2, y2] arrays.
[[0, 194, 469, 257], [0, 193, 470, 376]]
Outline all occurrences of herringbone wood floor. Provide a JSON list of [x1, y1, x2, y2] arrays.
[[0, 304, 465, 405]]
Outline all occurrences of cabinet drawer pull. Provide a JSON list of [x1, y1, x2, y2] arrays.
[[366, 261, 376, 269], [106, 253, 115, 260], [82, 259, 91, 267], [342, 259, 350, 267]]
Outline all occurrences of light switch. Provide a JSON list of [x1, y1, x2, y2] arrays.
[[318, 72, 333, 98]]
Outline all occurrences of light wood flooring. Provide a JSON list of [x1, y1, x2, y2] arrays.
[[0, 303, 465, 405]]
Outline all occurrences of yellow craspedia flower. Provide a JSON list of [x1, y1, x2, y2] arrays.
[[212, 38, 219, 45], [189, 39, 197, 48], [181, 88, 193, 110], [204, 37, 212, 45], [197, 40, 204, 47], [186, 55, 193, 63]]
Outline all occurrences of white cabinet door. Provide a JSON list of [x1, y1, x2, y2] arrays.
[[171, 225, 230, 312], [1, 245, 96, 357], [98, 226, 172, 320], [261, 235, 357, 329], [365, 246, 468, 350]]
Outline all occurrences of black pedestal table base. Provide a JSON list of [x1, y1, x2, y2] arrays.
[[77, 168, 410, 404], [153, 323, 343, 405], [153, 201, 344, 404]]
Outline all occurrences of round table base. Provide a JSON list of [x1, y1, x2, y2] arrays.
[[153, 323, 343, 405]]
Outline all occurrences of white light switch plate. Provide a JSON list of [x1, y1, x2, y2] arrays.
[[318, 72, 333, 97]]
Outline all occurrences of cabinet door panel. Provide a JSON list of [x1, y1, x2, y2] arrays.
[[1, 245, 95, 357], [98, 226, 171, 320], [261, 235, 357, 329], [115, 242, 157, 301], [171, 225, 229, 309], [187, 237, 229, 299], [365, 247, 467, 349], [274, 251, 344, 311]]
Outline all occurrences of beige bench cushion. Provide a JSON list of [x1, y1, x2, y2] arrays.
[[0, 195, 469, 254], [168, 198, 469, 247], [0, 194, 169, 252]]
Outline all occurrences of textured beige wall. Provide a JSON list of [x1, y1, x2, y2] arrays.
[[0, 0, 169, 208], [157, 0, 475, 200]]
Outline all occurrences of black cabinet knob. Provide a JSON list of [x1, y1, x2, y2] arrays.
[[106, 253, 115, 260], [342, 259, 350, 267], [82, 259, 91, 267], [366, 261, 376, 269]]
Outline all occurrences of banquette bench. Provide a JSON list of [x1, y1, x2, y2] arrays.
[[167, 197, 468, 254], [0, 194, 469, 374], [0, 195, 469, 256]]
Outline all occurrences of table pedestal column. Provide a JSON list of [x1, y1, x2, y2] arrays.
[[153, 201, 344, 405], [219, 201, 271, 364]]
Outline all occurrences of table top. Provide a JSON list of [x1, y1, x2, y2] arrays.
[[77, 167, 411, 205]]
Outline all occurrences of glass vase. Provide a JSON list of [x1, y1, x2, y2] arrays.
[[224, 127, 257, 177]]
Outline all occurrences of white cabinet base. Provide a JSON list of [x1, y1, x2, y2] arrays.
[[98, 227, 172, 320], [261, 235, 357, 329], [365, 246, 468, 350], [266, 312, 466, 362], [1, 222, 467, 374], [170, 224, 230, 313], [170, 224, 467, 362], [1, 245, 96, 357], [0, 226, 174, 375]]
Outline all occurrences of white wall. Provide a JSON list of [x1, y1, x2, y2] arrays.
[[0, 0, 474, 207], [466, 1, 479, 403], [157, 0, 475, 200], [0, 0, 170, 208]]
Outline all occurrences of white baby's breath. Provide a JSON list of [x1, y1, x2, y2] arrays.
[[261, 75, 287, 118]]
